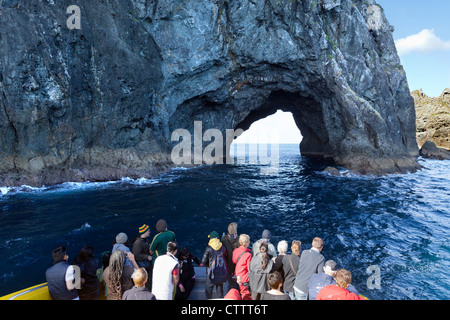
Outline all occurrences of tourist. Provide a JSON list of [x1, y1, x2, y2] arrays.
[[122, 268, 156, 300], [132, 224, 153, 288], [252, 229, 277, 258], [97, 250, 111, 299], [308, 260, 360, 300], [202, 231, 228, 299], [221, 222, 240, 293], [112, 232, 133, 268], [308, 259, 337, 300], [152, 241, 179, 300], [102, 250, 139, 300], [260, 271, 291, 300], [46, 246, 83, 300], [271, 240, 288, 279], [149, 219, 176, 263], [132, 224, 152, 269], [73, 245, 100, 300], [175, 246, 202, 300], [282, 240, 301, 300], [316, 269, 366, 300], [293, 237, 325, 300], [249, 243, 274, 300], [232, 234, 252, 300]]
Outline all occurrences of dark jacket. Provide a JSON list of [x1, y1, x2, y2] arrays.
[[74, 257, 100, 299], [179, 253, 201, 283], [282, 254, 300, 293], [202, 239, 227, 268], [132, 237, 151, 263], [202, 239, 228, 284], [122, 286, 156, 300], [293, 248, 325, 294], [221, 235, 239, 274], [46, 261, 79, 300]]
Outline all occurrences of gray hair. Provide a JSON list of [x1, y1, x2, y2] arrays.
[[277, 240, 288, 254]]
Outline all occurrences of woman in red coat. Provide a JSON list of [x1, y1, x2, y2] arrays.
[[232, 234, 252, 300], [316, 269, 366, 300]]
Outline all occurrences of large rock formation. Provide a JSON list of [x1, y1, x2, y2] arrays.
[[413, 88, 450, 151], [0, 0, 420, 187], [419, 141, 450, 160]]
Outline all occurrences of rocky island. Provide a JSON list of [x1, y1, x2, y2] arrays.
[[0, 0, 421, 187], [413, 89, 450, 160]]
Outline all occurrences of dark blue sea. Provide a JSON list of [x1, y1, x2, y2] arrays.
[[0, 144, 449, 300]]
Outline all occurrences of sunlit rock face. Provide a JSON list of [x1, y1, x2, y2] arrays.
[[0, 0, 420, 186]]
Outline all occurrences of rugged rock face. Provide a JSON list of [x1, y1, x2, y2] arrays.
[[0, 0, 420, 187], [413, 89, 450, 150]]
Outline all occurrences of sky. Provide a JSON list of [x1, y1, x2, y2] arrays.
[[378, 0, 450, 97], [233, 110, 302, 144], [234, 0, 450, 144]]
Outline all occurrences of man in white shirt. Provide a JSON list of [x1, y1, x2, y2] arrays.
[[151, 242, 180, 300]]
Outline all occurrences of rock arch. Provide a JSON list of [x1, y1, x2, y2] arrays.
[[0, 0, 421, 186]]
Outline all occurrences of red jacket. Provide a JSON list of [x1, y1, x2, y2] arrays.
[[232, 246, 252, 284], [316, 284, 365, 300]]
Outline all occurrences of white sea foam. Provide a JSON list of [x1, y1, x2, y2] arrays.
[[71, 222, 92, 233], [0, 187, 11, 195], [0, 175, 168, 198]]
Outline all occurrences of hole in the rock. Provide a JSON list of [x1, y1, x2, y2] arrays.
[[229, 110, 303, 164], [232, 110, 303, 145]]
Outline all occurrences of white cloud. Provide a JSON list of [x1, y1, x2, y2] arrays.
[[395, 29, 450, 57]]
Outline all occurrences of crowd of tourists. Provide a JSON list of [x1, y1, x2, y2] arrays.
[[44, 220, 366, 300]]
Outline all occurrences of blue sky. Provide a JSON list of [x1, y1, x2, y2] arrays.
[[234, 1, 450, 144], [378, 0, 450, 97]]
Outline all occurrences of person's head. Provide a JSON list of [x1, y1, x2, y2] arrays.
[[262, 229, 271, 240], [312, 237, 324, 251], [277, 240, 288, 255], [178, 247, 190, 260], [239, 234, 250, 247], [267, 271, 283, 290], [109, 250, 125, 273], [208, 231, 219, 240], [323, 260, 337, 276], [52, 246, 68, 264], [167, 241, 178, 256], [115, 232, 128, 245], [102, 251, 111, 269], [139, 224, 150, 238], [227, 222, 238, 240], [75, 245, 94, 263], [291, 240, 301, 256], [335, 269, 352, 289], [156, 219, 168, 233], [259, 243, 270, 270], [132, 268, 148, 287]]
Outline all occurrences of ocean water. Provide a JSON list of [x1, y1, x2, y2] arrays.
[[0, 144, 449, 300]]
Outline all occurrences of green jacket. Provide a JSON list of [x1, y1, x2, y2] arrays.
[[149, 230, 176, 263]]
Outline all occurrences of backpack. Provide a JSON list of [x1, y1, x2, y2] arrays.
[[208, 247, 228, 284]]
